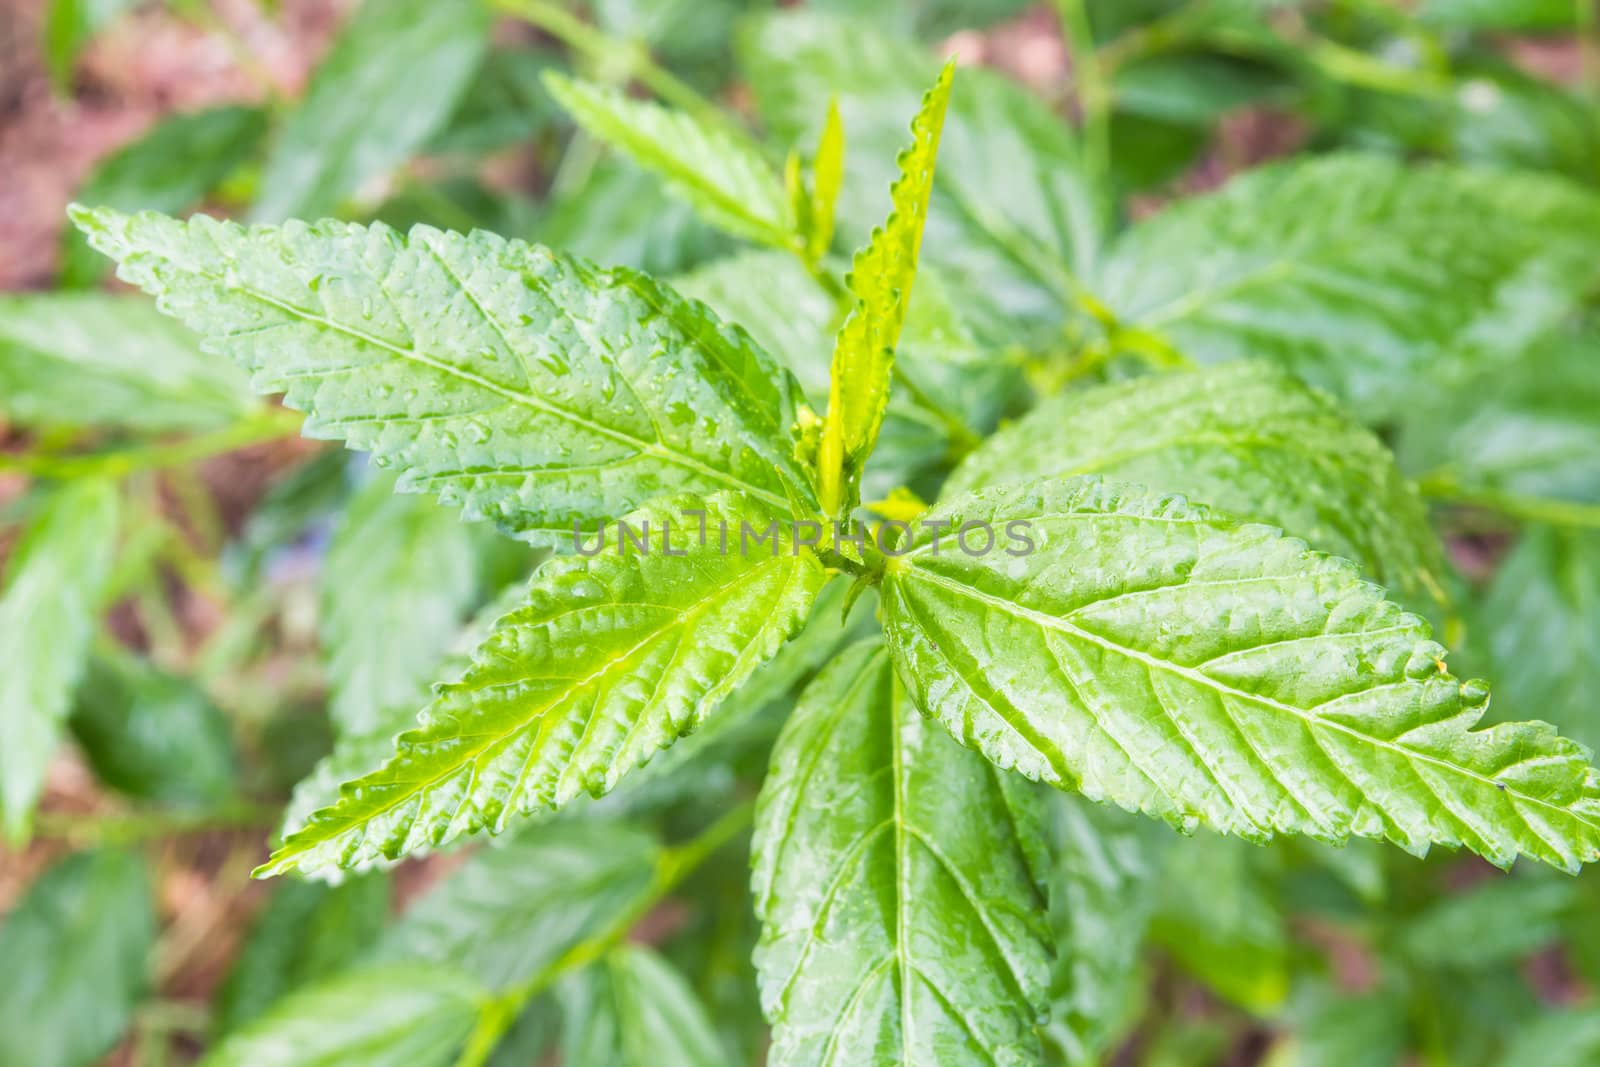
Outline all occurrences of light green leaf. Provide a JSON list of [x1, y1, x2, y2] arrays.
[[881, 476, 1600, 872], [250, 0, 489, 221], [741, 12, 1102, 337], [752, 638, 1053, 1067], [260, 492, 827, 877], [0, 850, 154, 1067], [559, 945, 734, 1067], [70, 651, 237, 808], [1497, 1008, 1600, 1067], [0, 292, 252, 433], [1419, 0, 1576, 31], [805, 99, 846, 264], [0, 480, 120, 842], [1043, 797, 1161, 1066], [200, 965, 486, 1067], [42, 0, 135, 91], [380, 820, 662, 991], [1098, 155, 1600, 418], [59, 106, 266, 287], [71, 207, 817, 538], [544, 73, 792, 250], [817, 62, 952, 517], [1476, 526, 1600, 751], [948, 362, 1446, 604], [216, 875, 392, 1034], [322, 473, 483, 736]]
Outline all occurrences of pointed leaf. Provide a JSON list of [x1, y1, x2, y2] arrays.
[[0, 480, 119, 842], [322, 473, 483, 736], [752, 638, 1053, 1066], [948, 361, 1446, 604], [0, 851, 154, 1067], [200, 965, 486, 1067], [559, 946, 734, 1067], [544, 73, 792, 250], [71, 207, 817, 538], [0, 292, 252, 432], [250, 0, 489, 221], [260, 492, 827, 877], [881, 476, 1600, 872], [817, 62, 952, 516], [805, 100, 846, 263]]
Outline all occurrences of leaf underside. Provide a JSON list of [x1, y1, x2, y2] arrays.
[[883, 477, 1600, 872]]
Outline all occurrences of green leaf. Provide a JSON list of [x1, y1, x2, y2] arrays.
[[42, 0, 135, 91], [1043, 797, 1160, 1066], [0, 480, 120, 842], [200, 965, 486, 1067], [880, 476, 1600, 872], [260, 492, 827, 877], [805, 100, 846, 264], [544, 73, 792, 250], [427, 48, 558, 157], [1418, 0, 1576, 31], [536, 157, 728, 275], [1476, 526, 1600, 750], [0, 850, 154, 1067], [216, 875, 392, 1034], [0, 292, 252, 433], [69, 651, 237, 807], [751, 638, 1053, 1066], [1497, 1008, 1600, 1066], [1400, 329, 1600, 507], [250, 0, 489, 221], [817, 62, 952, 517], [1098, 155, 1600, 419], [379, 819, 662, 990], [59, 106, 266, 287], [71, 207, 818, 538], [948, 361, 1446, 604], [1149, 835, 1288, 1011], [740, 12, 1102, 336], [1399, 871, 1574, 969], [1265, 986, 1408, 1067], [559, 945, 734, 1067], [322, 473, 483, 736]]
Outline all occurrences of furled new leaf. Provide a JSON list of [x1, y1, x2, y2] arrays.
[[0, 851, 154, 1067], [881, 476, 1600, 871], [71, 207, 817, 538], [948, 362, 1446, 603], [260, 492, 826, 877], [0, 480, 119, 842], [0, 292, 252, 432], [1097, 155, 1600, 418], [200, 966, 486, 1067], [817, 62, 952, 517], [752, 639, 1053, 1066], [322, 473, 483, 736], [251, 0, 489, 221], [559, 945, 733, 1067], [544, 73, 792, 250]]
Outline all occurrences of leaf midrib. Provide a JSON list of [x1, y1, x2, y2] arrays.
[[224, 277, 793, 513], [899, 566, 1600, 838]]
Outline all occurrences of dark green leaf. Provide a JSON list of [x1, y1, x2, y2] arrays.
[[558, 945, 733, 1067]]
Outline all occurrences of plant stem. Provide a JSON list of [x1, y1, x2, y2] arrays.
[[29, 802, 280, 847], [491, 0, 722, 125], [1418, 474, 1600, 530], [0, 407, 303, 480], [1053, 0, 1112, 205], [455, 800, 756, 1066]]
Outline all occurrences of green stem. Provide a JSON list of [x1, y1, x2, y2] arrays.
[[0, 407, 303, 480], [1054, 0, 1112, 206], [1418, 474, 1600, 530], [29, 802, 281, 847], [491, 0, 722, 124], [456, 801, 756, 1066]]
